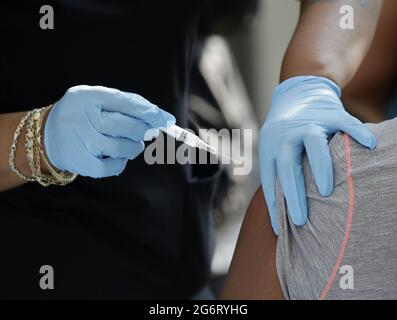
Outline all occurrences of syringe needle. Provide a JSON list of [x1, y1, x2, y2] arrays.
[[196, 140, 238, 165]]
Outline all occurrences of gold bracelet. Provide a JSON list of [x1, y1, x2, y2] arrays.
[[36, 106, 78, 186], [9, 111, 36, 182], [32, 108, 53, 186], [23, 106, 78, 187], [25, 108, 40, 179], [23, 108, 50, 186]]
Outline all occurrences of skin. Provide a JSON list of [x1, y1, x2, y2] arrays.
[[221, 188, 284, 300], [342, 0, 397, 123], [0, 110, 51, 192], [282, 0, 383, 87]]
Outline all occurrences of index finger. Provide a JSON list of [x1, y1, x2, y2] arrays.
[[92, 86, 175, 128]]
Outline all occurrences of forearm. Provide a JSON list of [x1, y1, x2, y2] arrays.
[[0, 110, 52, 192], [281, 0, 383, 88], [0, 112, 32, 191]]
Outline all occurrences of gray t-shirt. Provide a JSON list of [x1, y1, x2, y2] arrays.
[[276, 118, 397, 300]]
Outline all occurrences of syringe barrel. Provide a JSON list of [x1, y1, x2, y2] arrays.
[[160, 125, 202, 149]]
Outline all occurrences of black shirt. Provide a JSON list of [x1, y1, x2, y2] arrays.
[[0, 0, 219, 299]]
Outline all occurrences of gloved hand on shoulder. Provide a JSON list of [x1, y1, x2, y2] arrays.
[[259, 76, 376, 234]]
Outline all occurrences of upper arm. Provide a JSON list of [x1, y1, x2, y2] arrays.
[[342, 0, 397, 122], [221, 188, 284, 300]]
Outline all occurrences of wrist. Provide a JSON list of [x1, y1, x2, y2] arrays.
[[8, 106, 77, 186], [40, 106, 52, 175]]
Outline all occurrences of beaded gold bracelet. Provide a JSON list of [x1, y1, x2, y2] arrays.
[[25, 108, 40, 179], [29, 107, 54, 186], [10, 106, 78, 186], [34, 106, 77, 186], [9, 111, 36, 182]]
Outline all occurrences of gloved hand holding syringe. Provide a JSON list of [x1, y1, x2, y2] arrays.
[[44, 85, 237, 179], [159, 125, 238, 165]]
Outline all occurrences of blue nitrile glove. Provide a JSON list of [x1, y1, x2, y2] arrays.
[[259, 76, 376, 234], [44, 85, 175, 178]]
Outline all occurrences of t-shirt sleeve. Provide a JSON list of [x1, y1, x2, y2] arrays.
[[275, 131, 350, 300]]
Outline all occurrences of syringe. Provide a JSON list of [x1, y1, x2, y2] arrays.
[[160, 125, 237, 165]]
